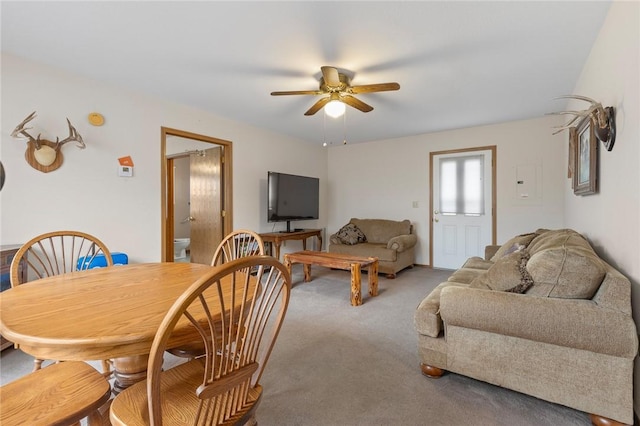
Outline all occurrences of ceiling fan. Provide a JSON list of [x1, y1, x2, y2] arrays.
[[270, 66, 400, 116]]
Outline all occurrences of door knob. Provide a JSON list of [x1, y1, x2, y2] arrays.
[[433, 218, 439, 223], [434, 210, 439, 215], [180, 216, 195, 224]]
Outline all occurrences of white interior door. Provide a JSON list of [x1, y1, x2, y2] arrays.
[[431, 148, 494, 269]]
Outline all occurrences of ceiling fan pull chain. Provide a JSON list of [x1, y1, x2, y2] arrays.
[[323, 110, 327, 147], [343, 110, 347, 145]]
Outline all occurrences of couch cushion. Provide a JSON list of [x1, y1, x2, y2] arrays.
[[335, 223, 367, 245], [329, 242, 397, 262], [490, 233, 537, 262], [470, 250, 533, 294], [526, 246, 606, 299], [462, 256, 494, 270], [527, 228, 590, 255], [447, 267, 487, 285], [350, 218, 411, 244]]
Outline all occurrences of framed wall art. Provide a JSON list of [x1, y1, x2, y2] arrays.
[[568, 127, 577, 187], [573, 116, 598, 195]]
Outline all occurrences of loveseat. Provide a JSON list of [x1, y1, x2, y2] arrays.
[[328, 218, 417, 278], [414, 228, 638, 425]]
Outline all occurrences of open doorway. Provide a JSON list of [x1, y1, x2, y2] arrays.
[[161, 127, 233, 263]]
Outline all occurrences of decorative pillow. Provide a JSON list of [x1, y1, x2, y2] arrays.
[[470, 250, 534, 294], [335, 223, 367, 245], [490, 232, 537, 262]]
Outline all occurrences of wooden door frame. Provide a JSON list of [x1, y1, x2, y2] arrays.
[[161, 127, 233, 262], [429, 145, 497, 267]]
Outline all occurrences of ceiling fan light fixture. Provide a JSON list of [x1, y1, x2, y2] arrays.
[[324, 100, 345, 118]]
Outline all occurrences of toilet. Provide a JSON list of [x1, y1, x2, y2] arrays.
[[174, 238, 190, 259]]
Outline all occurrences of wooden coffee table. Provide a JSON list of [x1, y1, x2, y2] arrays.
[[283, 251, 378, 306]]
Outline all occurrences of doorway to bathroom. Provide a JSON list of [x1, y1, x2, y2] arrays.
[[161, 127, 233, 264]]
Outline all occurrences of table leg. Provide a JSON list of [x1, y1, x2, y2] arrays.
[[274, 242, 281, 260], [350, 263, 362, 306], [368, 261, 379, 297], [303, 263, 312, 282], [112, 355, 149, 394], [284, 255, 292, 276]]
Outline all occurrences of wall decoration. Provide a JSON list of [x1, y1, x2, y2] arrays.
[[573, 116, 598, 195], [568, 127, 577, 186], [10, 111, 85, 173], [0, 161, 5, 191], [548, 94, 616, 151], [88, 112, 105, 126]]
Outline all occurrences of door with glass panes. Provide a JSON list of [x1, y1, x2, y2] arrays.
[[431, 147, 495, 269]]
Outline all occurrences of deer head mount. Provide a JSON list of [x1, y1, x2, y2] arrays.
[[548, 95, 616, 151], [11, 111, 86, 173]]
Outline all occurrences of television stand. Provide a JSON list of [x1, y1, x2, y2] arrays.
[[259, 229, 322, 260]]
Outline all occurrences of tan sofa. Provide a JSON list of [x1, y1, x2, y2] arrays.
[[328, 218, 417, 278], [414, 228, 638, 425]]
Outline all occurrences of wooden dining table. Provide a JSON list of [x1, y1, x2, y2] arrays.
[[0, 262, 252, 394]]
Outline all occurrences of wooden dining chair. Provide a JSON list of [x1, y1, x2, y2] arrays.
[[10, 230, 115, 376], [0, 361, 111, 426], [110, 255, 291, 426], [211, 229, 265, 266], [167, 229, 266, 360]]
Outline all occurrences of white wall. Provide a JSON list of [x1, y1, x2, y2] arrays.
[[0, 53, 328, 262], [327, 115, 566, 266], [562, 1, 640, 413]]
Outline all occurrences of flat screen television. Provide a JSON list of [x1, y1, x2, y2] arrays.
[[267, 171, 319, 233]]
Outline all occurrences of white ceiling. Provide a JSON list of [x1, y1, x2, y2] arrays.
[[1, 1, 611, 145]]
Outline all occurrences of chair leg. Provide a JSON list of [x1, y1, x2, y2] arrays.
[[87, 408, 106, 426], [32, 358, 44, 372], [101, 359, 114, 378]]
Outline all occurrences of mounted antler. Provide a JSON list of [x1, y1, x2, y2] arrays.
[[548, 95, 616, 151], [56, 118, 86, 150], [10, 111, 86, 173], [10, 111, 41, 149]]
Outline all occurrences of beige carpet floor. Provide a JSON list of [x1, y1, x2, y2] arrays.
[[1, 265, 593, 425]]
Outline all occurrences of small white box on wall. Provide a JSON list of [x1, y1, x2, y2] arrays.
[[514, 164, 542, 205], [118, 165, 133, 177]]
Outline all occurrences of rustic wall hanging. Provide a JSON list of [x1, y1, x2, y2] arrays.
[[548, 95, 616, 151], [11, 111, 86, 173]]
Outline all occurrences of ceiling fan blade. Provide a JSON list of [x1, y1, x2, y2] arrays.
[[271, 90, 324, 96], [304, 97, 332, 116], [321, 66, 341, 87], [341, 95, 374, 113], [349, 82, 400, 94]]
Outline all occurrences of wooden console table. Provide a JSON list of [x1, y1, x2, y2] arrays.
[[259, 229, 322, 260]]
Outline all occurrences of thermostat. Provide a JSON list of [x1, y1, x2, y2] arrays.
[[118, 165, 133, 177]]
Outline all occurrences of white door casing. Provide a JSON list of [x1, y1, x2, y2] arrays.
[[430, 147, 496, 269]]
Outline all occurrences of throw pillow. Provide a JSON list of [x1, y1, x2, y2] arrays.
[[470, 250, 534, 294], [490, 232, 537, 262], [335, 223, 367, 245]]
